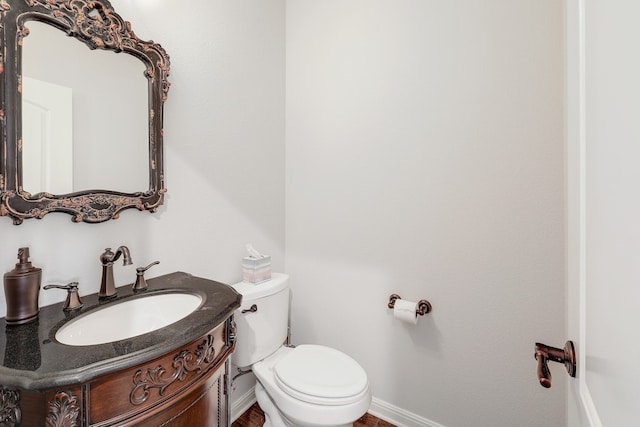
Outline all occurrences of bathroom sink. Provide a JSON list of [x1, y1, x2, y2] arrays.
[[55, 292, 203, 346]]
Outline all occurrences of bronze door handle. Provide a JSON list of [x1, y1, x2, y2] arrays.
[[534, 341, 576, 388]]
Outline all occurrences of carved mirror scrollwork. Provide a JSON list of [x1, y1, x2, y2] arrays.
[[0, 0, 170, 224]]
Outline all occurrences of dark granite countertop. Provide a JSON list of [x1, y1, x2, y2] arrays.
[[0, 272, 242, 390]]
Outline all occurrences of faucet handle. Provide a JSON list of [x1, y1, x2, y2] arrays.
[[100, 248, 114, 264], [132, 261, 160, 292], [44, 282, 83, 311]]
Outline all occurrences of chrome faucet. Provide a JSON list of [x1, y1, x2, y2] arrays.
[[99, 246, 132, 299]]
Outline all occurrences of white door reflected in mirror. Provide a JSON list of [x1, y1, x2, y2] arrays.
[[22, 77, 74, 195]]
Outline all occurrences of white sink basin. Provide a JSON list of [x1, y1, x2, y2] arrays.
[[55, 292, 203, 346]]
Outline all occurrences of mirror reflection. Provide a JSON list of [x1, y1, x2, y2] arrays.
[[21, 21, 149, 194]]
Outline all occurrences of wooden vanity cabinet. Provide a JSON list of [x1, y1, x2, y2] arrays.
[[9, 318, 234, 427], [88, 318, 233, 427]]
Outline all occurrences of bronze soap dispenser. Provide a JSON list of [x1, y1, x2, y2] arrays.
[[4, 247, 42, 325]]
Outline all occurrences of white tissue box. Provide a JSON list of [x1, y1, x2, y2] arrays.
[[242, 256, 271, 283]]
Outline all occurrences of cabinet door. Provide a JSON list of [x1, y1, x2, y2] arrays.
[[88, 326, 228, 425], [131, 364, 226, 427]]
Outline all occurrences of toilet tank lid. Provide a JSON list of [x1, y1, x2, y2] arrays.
[[232, 272, 289, 299]]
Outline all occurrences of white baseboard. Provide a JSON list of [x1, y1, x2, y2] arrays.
[[230, 390, 446, 427], [231, 385, 257, 423], [369, 397, 447, 427]]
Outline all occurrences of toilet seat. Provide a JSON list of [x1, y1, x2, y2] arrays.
[[273, 345, 369, 406], [253, 345, 372, 426]]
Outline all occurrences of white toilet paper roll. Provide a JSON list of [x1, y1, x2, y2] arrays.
[[393, 299, 419, 324]]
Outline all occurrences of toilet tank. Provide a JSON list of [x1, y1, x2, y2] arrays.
[[231, 273, 290, 368]]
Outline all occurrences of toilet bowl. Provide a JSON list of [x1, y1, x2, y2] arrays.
[[232, 274, 371, 427]]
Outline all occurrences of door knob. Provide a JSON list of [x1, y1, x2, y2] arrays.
[[534, 341, 576, 388]]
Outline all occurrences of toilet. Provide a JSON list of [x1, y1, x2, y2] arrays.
[[232, 273, 371, 427]]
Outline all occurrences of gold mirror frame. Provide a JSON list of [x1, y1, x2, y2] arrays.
[[0, 0, 170, 224]]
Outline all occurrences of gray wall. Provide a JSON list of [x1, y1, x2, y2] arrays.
[[285, 1, 566, 426]]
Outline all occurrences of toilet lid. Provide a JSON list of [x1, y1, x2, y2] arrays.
[[273, 345, 368, 406]]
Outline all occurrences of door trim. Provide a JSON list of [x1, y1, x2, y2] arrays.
[[566, 0, 601, 424]]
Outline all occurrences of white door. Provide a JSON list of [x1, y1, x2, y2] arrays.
[[566, 0, 640, 425], [22, 76, 73, 194]]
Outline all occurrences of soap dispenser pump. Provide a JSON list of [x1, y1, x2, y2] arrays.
[[4, 247, 42, 325]]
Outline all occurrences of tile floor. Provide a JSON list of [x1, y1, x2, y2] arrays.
[[232, 403, 396, 427]]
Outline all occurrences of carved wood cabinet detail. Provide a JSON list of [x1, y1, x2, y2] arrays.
[[46, 391, 80, 427], [0, 386, 21, 426], [1, 319, 233, 426]]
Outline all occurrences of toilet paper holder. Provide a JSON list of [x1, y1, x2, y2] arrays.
[[388, 294, 432, 315]]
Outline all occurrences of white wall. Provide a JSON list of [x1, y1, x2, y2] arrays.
[[0, 0, 285, 328], [285, 1, 566, 426]]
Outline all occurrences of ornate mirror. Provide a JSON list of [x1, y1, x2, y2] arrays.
[[0, 0, 170, 224]]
